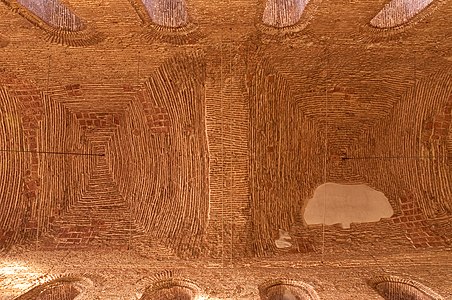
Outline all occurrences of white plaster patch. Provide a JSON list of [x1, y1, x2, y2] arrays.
[[275, 229, 292, 249], [303, 183, 393, 229]]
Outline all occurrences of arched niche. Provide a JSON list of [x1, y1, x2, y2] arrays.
[[139, 0, 189, 28], [139, 278, 202, 300], [370, 276, 444, 300], [262, 0, 309, 28], [128, 0, 199, 44], [370, 0, 435, 29], [14, 275, 93, 300], [16, 0, 85, 31], [259, 279, 320, 300], [2, 0, 102, 46]]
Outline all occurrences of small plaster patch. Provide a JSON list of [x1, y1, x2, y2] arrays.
[[303, 183, 393, 229]]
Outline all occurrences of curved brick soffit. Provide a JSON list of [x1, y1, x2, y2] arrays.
[[247, 49, 452, 255], [0, 72, 42, 250], [13, 274, 95, 300], [138, 270, 204, 300], [259, 279, 320, 300], [0, 0, 103, 46], [128, 0, 202, 45], [0, 53, 209, 257], [256, 0, 323, 36], [368, 0, 449, 35], [369, 275, 444, 300]]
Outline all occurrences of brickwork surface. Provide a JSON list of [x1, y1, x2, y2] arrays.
[[0, 0, 451, 298], [0, 250, 451, 299]]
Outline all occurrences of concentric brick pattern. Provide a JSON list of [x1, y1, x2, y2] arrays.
[[0, 73, 43, 248], [248, 43, 452, 255], [0, 0, 451, 298], [0, 54, 209, 256]]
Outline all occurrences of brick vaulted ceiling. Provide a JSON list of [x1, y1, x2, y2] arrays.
[[0, 0, 451, 299]]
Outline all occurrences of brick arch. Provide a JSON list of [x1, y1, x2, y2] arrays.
[[369, 275, 444, 300], [139, 276, 202, 300], [14, 274, 93, 300], [259, 279, 320, 300]]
